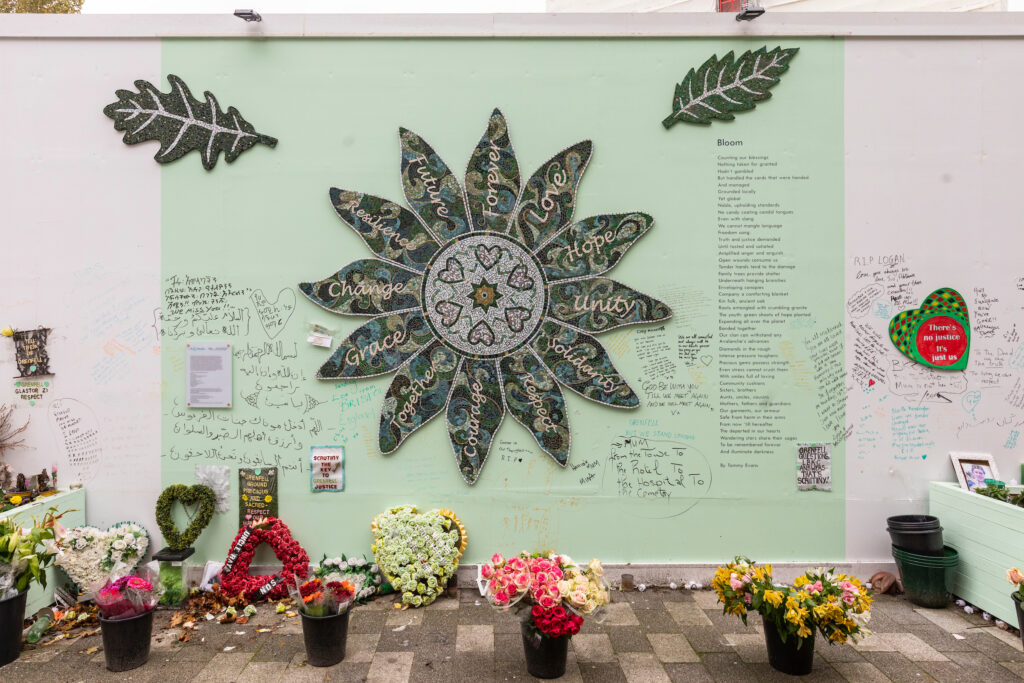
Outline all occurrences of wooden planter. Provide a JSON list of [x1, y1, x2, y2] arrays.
[[929, 482, 1024, 624]]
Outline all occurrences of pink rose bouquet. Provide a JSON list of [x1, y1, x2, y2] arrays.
[[94, 568, 164, 620], [482, 551, 610, 639]]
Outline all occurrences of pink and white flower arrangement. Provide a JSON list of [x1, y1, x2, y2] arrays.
[[483, 551, 610, 639]]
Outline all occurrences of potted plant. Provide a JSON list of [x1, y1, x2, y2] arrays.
[[481, 552, 610, 679], [93, 569, 163, 672], [0, 506, 62, 667], [289, 575, 355, 667], [713, 557, 873, 676]]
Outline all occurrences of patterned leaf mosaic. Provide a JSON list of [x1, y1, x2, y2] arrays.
[[102, 74, 277, 169], [662, 46, 799, 128], [301, 108, 672, 484]]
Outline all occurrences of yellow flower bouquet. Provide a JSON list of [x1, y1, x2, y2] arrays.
[[713, 557, 873, 647]]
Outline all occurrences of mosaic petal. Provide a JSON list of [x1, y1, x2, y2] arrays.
[[299, 259, 422, 316], [446, 359, 505, 485], [511, 141, 592, 250], [379, 342, 460, 454], [329, 188, 440, 271], [465, 108, 521, 234], [316, 310, 433, 379], [537, 212, 653, 281], [548, 278, 672, 334], [400, 128, 471, 242], [531, 321, 639, 408], [499, 348, 569, 466]]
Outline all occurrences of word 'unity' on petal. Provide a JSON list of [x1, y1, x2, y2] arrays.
[[299, 108, 672, 485]]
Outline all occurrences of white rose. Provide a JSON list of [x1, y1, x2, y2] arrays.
[[112, 539, 127, 550], [75, 538, 87, 550]]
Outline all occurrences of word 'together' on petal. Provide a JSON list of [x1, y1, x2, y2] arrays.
[[316, 310, 433, 380], [531, 321, 639, 408], [537, 212, 654, 282], [329, 188, 440, 271], [379, 341, 461, 455], [499, 348, 570, 467], [548, 278, 672, 334], [447, 359, 505, 485], [510, 140, 593, 251], [299, 258, 423, 316], [465, 108, 521, 234]]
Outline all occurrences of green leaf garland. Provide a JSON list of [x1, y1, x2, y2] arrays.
[[156, 484, 216, 550], [102, 74, 277, 170], [662, 46, 799, 128]]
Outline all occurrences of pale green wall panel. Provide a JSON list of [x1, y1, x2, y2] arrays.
[[161, 38, 844, 564]]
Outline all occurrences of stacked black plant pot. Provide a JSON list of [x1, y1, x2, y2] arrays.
[[887, 515, 958, 608]]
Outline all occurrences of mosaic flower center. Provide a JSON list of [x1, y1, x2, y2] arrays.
[[422, 233, 547, 359]]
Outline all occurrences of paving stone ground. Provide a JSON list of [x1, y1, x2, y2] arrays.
[[6, 589, 1024, 681]]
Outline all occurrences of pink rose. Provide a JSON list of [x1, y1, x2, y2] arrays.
[[481, 564, 494, 580], [842, 594, 856, 605], [491, 553, 505, 566], [494, 590, 509, 604], [513, 572, 530, 590], [539, 595, 557, 609], [730, 576, 744, 591], [535, 571, 549, 585]]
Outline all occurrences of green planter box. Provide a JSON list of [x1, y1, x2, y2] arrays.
[[929, 481, 1023, 625]]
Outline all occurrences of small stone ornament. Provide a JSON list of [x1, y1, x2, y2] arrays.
[[36, 468, 49, 493]]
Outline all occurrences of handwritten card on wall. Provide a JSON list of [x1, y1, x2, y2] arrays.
[[239, 467, 278, 526], [797, 443, 831, 491], [310, 446, 344, 492], [186, 342, 232, 408]]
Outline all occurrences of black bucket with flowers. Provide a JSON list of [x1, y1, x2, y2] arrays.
[[290, 575, 355, 667], [713, 557, 873, 676], [94, 568, 164, 672], [482, 552, 610, 679]]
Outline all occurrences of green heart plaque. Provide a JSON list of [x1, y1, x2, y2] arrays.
[[889, 288, 970, 371]]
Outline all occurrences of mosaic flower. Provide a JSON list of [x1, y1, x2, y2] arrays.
[[300, 109, 671, 484]]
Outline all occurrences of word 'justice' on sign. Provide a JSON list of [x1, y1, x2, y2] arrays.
[[310, 446, 344, 492]]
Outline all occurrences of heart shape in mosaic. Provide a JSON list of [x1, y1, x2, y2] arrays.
[[475, 244, 502, 269], [437, 257, 464, 284], [889, 288, 970, 371]]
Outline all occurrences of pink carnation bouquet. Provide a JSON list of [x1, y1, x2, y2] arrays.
[[93, 568, 163, 620]]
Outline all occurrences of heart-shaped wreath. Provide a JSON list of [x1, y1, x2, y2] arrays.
[[56, 522, 150, 590], [156, 484, 216, 550], [371, 505, 466, 608], [219, 517, 309, 600]]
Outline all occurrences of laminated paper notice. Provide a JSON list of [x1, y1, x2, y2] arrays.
[[310, 446, 344, 492], [186, 342, 232, 408], [797, 443, 831, 491], [239, 467, 278, 526]]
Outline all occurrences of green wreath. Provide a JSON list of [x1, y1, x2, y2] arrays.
[[156, 484, 216, 550]]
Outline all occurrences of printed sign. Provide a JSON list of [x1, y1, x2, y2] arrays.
[[14, 380, 50, 406], [186, 342, 232, 408], [239, 467, 278, 526], [889, 288, 970, 371], [12, 328, 52, 377], [797, 443, 831, 491], [310, 446, 344, 492]]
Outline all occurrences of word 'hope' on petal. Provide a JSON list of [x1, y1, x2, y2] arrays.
[[537, 212, 653, 281]]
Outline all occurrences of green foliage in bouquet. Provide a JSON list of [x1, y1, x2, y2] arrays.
[[0, 506, 64, 595]]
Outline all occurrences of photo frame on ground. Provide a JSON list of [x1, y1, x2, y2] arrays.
[[950, 452, 999, 491]]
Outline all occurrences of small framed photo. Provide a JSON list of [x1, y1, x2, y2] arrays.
[[950, 452, 999, 491]]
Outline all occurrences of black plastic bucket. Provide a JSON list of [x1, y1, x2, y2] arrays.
[[99, 609, 154, 672], [1013, 595, 1024, 651], [520, 620, 569, 679], [887, 515, 940, 530], [0, 590, 27, 667], [300, 609, 350, 667], [887, 526, 944, 556], [763, 617, 815, 676], [892, 546, 958, 608]]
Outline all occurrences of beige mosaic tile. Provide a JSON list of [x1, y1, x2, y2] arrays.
[[618, 652, 671, 683], [456, 624, 494, 653], [647, 633, 700, 663], [834, 661, 892, 682], [572, 633, 616, 662], [664, 601, 713, 627], [367, 651, 414, 683]]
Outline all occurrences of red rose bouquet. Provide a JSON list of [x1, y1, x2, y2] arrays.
[[482, 551, 609, 639]]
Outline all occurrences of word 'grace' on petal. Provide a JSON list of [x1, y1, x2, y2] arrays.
[[317, 310, 432, 379]]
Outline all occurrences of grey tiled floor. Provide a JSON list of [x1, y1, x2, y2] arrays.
[[6, 589, 1024, 681]]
